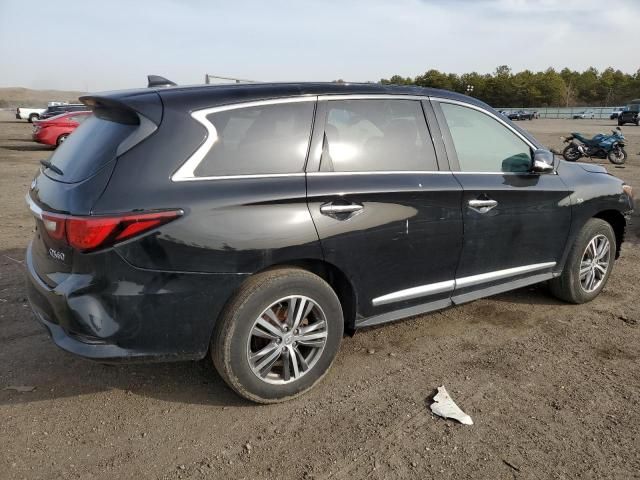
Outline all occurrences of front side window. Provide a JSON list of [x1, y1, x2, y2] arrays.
[[440, 102, 532, 173], [321, 99, 437, 172], [195, 102, 315, 177]]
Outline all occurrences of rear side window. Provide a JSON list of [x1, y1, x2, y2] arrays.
[[321, 100, 437, 172], [47, 115, 138, 183], [195, 102, 315, 177]]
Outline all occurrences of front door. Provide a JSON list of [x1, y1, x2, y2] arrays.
[[306, 98, 464, 324], [432, 99, 572, 303]]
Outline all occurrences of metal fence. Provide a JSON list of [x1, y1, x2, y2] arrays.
[[496, 106, 624, 120]]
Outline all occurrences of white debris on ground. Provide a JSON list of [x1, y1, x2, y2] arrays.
[[4, 386, 36, 393], [430, 386, 473, 425]]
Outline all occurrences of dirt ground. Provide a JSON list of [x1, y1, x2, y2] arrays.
[[1, 111, 639, 480]]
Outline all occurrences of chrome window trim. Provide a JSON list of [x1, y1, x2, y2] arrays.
[[371, 261, 556, 307], [317, 94, 427, 101], [175, 173, 306, 182], [372, 280, 455, 307], [429, 96, 537, 151], [170, 93, 539, 182], [25, 193, 42, 220], [171, 96, 317, 182], [307, 171, 452, 176]]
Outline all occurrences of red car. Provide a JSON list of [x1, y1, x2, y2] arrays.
[[32, 111, 91, 147]]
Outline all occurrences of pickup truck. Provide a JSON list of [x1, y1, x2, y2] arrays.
[[15, 107, 46, 123]]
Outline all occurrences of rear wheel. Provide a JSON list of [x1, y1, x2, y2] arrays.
[[550, 219, 616, 304], [28, 114, 39, 123], [607, 147, 627, 165], [56, 134, 68, 146], [562, 144, 581, 161], [212, 268, 344, 403]]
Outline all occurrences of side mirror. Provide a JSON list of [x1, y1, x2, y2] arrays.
[[531, 149, 554, 173]]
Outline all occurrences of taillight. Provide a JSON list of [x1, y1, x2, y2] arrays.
[[41, 210, 182, 252]]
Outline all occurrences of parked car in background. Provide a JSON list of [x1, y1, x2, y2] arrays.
[[25, 81, 634, 403], [39, 104, 87, 120], [610, 108, 624, 120], [16, 107, 46, 123], [618, 101, 640, 126], [573, 110, 596, 119], [507, 110, 534, 120], [32, 111, 91, 146]]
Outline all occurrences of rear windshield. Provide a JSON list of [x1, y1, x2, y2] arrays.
[[46, 115, 138, 183]]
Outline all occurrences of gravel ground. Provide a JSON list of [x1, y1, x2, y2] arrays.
[[1, 112, 639, 480]]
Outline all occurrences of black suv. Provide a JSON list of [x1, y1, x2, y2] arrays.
[[26, 83, 633, 403], [39, 104, 88, 120], [618, 102, 640, 126]]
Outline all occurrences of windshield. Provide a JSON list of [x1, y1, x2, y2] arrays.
[[45, 115, 138, 183]]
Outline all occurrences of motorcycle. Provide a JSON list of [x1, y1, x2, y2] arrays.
[[562, 127, 627, 165]]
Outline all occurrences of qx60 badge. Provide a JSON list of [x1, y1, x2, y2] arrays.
[[48, 248, 65, 261]]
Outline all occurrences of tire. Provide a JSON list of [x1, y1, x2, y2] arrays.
[[607, 147, 627, 165], [56, 134, 68, 146], [28, 114, 39, 123], [618, 121, 624, 126], [549, 218, 616, 304], [212, 268, 344, 403], [562, 144, 581, 161]]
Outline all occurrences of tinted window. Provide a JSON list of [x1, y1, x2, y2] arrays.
[[47, 115, 137, 183], [195, 102, 315, 177], [440, 102, 531, 172], [321, 100, 437, 172]]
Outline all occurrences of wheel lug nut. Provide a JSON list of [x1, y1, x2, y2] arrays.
[[294, 329, 299, 335]]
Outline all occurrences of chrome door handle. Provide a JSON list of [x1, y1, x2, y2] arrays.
[[320, 204, 363, 215], [468, 199, 498, 213]]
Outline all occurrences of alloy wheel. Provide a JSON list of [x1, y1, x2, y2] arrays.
[[247, 295, 328, 385], [579, 234, 610, 293]]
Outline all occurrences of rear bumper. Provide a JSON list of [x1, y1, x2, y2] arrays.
[[25, 241, 246, 362], [16, 113, 21, 119]]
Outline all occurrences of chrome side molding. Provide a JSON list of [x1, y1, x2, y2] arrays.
[[372, 280, 455, 307], [372, 262, 556, 307]]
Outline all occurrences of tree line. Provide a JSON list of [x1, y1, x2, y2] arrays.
[[380, 66, 640, 108]]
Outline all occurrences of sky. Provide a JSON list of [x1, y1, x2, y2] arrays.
[[1, 0, 639, 92]]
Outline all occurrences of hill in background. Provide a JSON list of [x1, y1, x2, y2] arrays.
[[0, 87, 87, 108]]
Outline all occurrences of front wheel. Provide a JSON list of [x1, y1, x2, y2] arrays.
[[212, 268, 344, 403], [562, 144, 582, 161], [549, 218, 616, 304], [607, 147, 627, 165]]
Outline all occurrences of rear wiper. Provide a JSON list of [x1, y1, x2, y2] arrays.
[[40, 160, 64, 176]]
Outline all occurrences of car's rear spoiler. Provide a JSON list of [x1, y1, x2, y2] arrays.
[[79, 89, 164, 126]]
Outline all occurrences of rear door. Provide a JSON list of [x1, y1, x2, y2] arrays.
[[306, 96, 463, 325], [431, 98, 571, 303]]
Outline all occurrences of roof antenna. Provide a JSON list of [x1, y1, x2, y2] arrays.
[[147, 75, 177, 88]]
